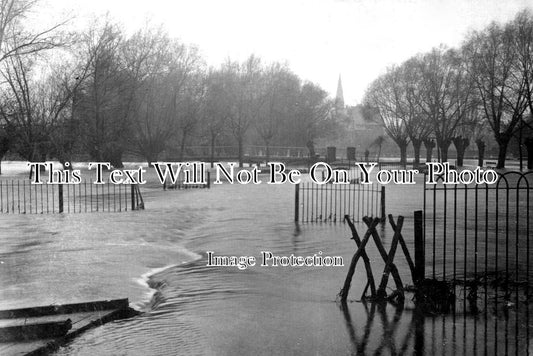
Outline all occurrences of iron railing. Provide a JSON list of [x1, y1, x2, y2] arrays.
[[423, 171, 532, 299], [295, 181, 384, 223], [0, 181, 144, 214]]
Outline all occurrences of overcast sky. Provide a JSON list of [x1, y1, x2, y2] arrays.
[[41, 0, 532, 105]]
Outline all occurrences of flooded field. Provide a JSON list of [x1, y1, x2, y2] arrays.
[[0, 161, 531, 355]]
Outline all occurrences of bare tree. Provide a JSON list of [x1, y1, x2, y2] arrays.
[[416, 47, 474, 162], [423, 138, 436, 163], [36, 59, 90, 169], [294, 82, 333, 160], [513, 10, 533, 118], [396, 58, 433, 166], [76, 20, 132, 168], [0, 55, 48, 165], [225, 55, 265, 168], [0, 0, 63, 63], [0, 48, 89, 173], [463, 22, 529, 168], [256, 62, 300, 162], [0, 0, 65, 174], [129, 76, 172, 164], [510, 10, 533, 170], [124, 28, 202, 164], [172, 72, 206, 161], [363, 68, 410, 164], [201, 68, 231, 167]]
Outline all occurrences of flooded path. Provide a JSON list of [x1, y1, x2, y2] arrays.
[[0, 163, 531, 355]]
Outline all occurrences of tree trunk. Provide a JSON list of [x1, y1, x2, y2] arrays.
[[145, 151, 157, 167], [496, 139, 509, 169], [519, 132, 523, 171], [424, 139, 435, 163], [28, 148, 37, 180], [266, 142, 271, 164], [426, 146, 433, 163], [0, 139, 9, 175], [306, 140, 316, 163], [412, 139, 422, 169], [524, 138, 533, 170], [476, 139, 485, 167], [452, 137, 469, 167], [179, 131, 187, 162], [238, 137, 244, 168], [399, 143, 407, 165], [210, 134, 216, 168], [439, 140, 452, 163], [104, 143, 124, 169], [108, 152, 124, 169]]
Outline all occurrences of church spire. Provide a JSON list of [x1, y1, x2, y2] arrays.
[[335, 74, 344, 109]]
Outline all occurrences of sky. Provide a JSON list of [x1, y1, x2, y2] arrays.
[[39, 0, 532, 105]]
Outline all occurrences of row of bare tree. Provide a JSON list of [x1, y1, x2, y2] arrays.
[[363, 10, 533, 169], [0, 1, 336, 171]]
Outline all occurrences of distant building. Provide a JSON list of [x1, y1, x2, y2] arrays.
[[335, 75, 344, 111], [330, 75, 384, 156]]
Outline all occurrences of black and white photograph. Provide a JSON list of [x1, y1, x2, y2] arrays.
[[0, 0, 532, 355]]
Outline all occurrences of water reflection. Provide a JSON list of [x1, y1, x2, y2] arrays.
[[341, 301, 376, 355], [339, 297, 532, 355]]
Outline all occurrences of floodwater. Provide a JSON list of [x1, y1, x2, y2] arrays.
[[0, 161, 531, 355]]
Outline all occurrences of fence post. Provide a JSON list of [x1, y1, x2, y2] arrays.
[[380, 186, 386, 220], [58, 184, 63, 213], [294, 183, 300, 222], [131, 185, 135, 210], [206, 171, 211, 189], [414, 210, 424, 285]]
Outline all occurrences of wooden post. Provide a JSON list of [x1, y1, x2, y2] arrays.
[[414, 210, 425, 285], [206, 171, 211, 189], [294, 183, 300, 222], [340, 218, 379, 302], [389, 216, 416, 283], [363, 216, 404, 296], [131, 185, 135, 210], [58, 184, 63, 213], [380, 186, 386, 220], [377, 215, 404, 297], [344, 215, 376, 298]]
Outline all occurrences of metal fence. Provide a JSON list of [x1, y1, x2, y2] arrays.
[[295, 181, 384, 223], [0, 181, 144, 214], [423, 171, 532, 298]]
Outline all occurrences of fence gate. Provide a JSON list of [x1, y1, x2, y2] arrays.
[[423, 171, 532, 299]]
